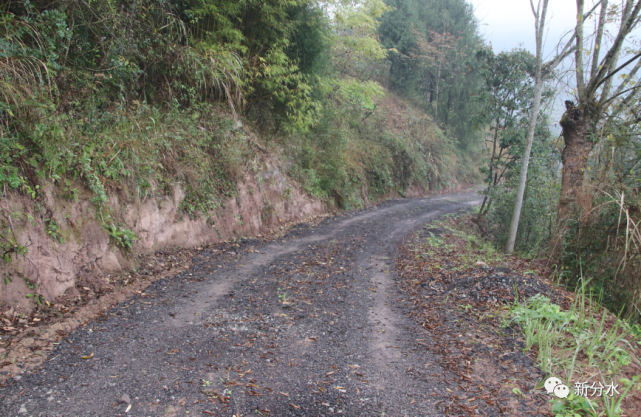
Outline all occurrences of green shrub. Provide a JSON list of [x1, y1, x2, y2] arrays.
[[105, 224, 136, 249]]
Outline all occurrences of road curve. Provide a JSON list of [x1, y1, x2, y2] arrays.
[[0, 191, 483, 417]]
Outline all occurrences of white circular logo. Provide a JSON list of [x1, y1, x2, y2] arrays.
[[554, 384, 570, 398], [544, 377, 563, 394]]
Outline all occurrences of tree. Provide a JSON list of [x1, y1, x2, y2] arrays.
[[471, 47, 540, 218], [504, 0, 641, 254], [378, 0, 483, 148], [411, 28, 459, 127], [506, 0, 550, 254], [556, 0, 641, 233]]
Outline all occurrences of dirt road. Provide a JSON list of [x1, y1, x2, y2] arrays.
[[0, 191, 484, 416]]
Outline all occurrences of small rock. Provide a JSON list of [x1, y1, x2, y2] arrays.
[[120, 394, 131, 404], [18, 406, 27, 414], [476, 261, 487, 266], [47, 396, 54, 402]]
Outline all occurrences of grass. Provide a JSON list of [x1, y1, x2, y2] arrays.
[[416, 215, 505, 270], [507, 279, 641, 417]]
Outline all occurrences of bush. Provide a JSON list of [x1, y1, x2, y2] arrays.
[[484, 148, 560, 256]]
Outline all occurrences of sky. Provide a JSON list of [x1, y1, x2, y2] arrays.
[[466, 1, 608, 124], [468, 0, 578, 57]]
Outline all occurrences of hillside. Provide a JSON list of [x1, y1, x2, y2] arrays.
[[0, 0, 482, 311], [0, 89, 477, 311]]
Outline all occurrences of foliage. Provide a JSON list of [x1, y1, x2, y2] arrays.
[[472, 48, 538, 204], [557, 92, 641, 323], [379, 0, 483, 149], [105, 224, 136, 250], [482, 125, 560, 256], [508, 284, 641, 417], [281, 0, 475, 206], [285, 93, 468, 208], [559, 187, 641, 324], [0, 0, 479, 263], [0, 225, 28, 263], [471, 47, 559, 256], [45, 218, 63, 243], [411, 28, 459, 127]]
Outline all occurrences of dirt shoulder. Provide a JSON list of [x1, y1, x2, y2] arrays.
[[394, 213, 641, 417]]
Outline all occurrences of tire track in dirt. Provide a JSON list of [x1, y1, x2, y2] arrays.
[[0, 191, 482, 417]]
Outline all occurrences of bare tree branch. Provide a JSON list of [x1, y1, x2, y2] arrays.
[[587, 0, 641, 99], [611, 82, 641, 118], [602, 84, 641, 106], [590, 0, 608, 80], [541, 0, 603, 75], [576, 0, 587, 101], [597, 52, 641, 97], [601, 1, 638, 101], [611, 57, 641, 98]]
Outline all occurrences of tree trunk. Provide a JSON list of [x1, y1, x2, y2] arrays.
[[434, 63, 441, 128], [506, 0, 549, 254], [505, 76, 544, 254], [557, 106, 595, 227]]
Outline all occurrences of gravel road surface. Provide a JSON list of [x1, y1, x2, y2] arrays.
[[0, 192, 484, 417]]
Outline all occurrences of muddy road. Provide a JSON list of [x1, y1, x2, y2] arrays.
[[1, 191, 484, 416]]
